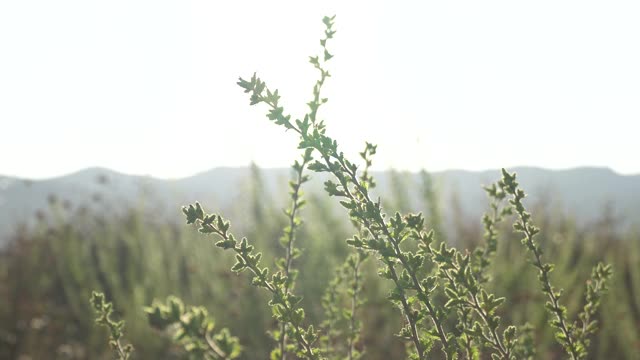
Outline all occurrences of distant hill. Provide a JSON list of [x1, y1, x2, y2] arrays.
[[1, 166, 639, 247]]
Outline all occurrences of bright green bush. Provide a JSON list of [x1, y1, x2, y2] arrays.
[[173, 15, 613, 360]]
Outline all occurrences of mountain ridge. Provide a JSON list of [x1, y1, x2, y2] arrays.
[[1, 166, 638, 247], [4, 165, 638, 183]]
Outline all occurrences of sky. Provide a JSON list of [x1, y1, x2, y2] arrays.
[[1, 1, 639, 179]]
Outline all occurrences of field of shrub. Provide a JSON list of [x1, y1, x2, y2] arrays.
[[1, 161, 638, 359]]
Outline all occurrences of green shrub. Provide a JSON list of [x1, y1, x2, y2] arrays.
[[170, 15, 613, 360]]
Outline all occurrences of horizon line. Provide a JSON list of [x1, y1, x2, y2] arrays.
[[1, 165, 638, 183]]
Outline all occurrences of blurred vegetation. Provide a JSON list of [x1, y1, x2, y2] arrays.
[[0, 166, 639, 359]]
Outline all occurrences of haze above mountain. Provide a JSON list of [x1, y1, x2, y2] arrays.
[[1, 166, 639, 247]]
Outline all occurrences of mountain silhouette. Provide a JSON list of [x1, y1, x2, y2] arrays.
[[1, 166, 638, 247]]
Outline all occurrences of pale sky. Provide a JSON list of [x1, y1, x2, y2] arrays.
[[1, 1, 639, 179]]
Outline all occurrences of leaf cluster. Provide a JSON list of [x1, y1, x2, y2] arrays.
[[145, 296, 241, 359], [182, 201, 322, 359], [90, 291, 134, 360]]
